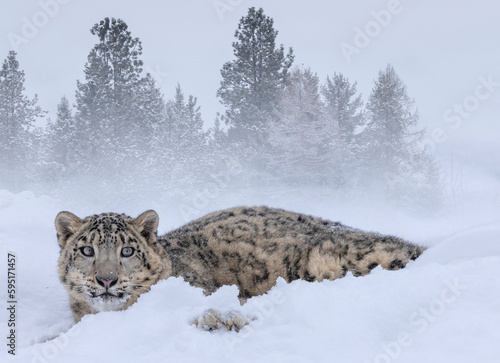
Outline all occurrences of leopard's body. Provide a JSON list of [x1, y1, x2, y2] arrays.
[[55, 206, 425, 322]]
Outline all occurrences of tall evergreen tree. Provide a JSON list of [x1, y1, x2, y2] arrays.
[[363, 64, 422, 176], [362, 64, 441, 208], [208, 114, 228, 150], [0, 51, 44, 190], [217, 7, 294, 146], [321, 73, 364, 187], [269, 67, 330, 184], [322, 73, 364, 143], [59, 17, 168, 206], [153, 84, 208, 191], [134, 73, 165, 158], [165, 84, 204, 146], [47, 96, 75, 168], [74, 17, 147, 171]]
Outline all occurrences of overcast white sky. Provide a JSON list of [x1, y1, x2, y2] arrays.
[[1, 0, 499, 161]]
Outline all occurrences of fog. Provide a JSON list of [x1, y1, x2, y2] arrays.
[[1, 2, 500, 362], [0, 0, 497, 224]]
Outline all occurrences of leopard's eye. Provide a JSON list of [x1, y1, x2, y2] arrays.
[[80, 246, 94, 257], [121, 247, 135, 257]]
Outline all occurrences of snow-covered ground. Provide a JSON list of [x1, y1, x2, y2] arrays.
[[1, 180, 499, 363]]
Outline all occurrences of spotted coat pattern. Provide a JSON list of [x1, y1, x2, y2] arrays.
[[159, 206, 425, 302], [56, 206, 425, 321], [55, 210, 169, 322]]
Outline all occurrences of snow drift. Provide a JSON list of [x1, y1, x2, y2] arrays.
[[0, 190, 499, 363]]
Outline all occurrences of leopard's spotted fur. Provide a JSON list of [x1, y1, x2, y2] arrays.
[[55, 210, 169, 322], [55, 206, 425, 322]]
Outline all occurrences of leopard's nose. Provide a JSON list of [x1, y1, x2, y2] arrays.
[[96, 277, 118, 289]]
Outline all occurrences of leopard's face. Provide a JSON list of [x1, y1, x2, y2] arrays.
[[55, 210, 169, 321]]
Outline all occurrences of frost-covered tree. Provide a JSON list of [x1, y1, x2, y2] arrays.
[[153, 84, 208, 191], [217, 7, 294, 146], [363, 65, 422, 175], [165, 84, 204, 146], [134, 73, 165, 157], [36, 96, 77, 189], [0, 51, 44, 190], [60, 17, 168, 204], [269, 67, 332, 184], [46, 96, 75, 167], [321, 73, 364, 187], [74, 17, 148, 171], [208, 114, 228, 150], [322, 73, 364, 143], [362, 64, 441, 209]]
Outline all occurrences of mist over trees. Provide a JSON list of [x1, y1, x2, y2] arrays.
[[218, 7, 294, 148], [0, 51, 45, 190], [0, 8, 442, 212]]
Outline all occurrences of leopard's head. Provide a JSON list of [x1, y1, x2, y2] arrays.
[[55, 210, 170, 321]]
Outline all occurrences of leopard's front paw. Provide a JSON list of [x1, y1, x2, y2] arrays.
[[191, 309, 251, 332]]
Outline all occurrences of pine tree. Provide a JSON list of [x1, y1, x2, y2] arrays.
[[269, 67, 330, 184], [363, 64, 422, 175], [0, 51, 44, 190], [165, 84, 204, 146], [362, 64, 441, 209], [217, 7, 294, 146], [47, 96, 74, 167], [153, 84, 208, 192], [208, 113, 228, 150], [62, 17, 168, 205], [321, 73, 364, 187], [134, 73, 165, 159], [322, 73, 364, 143], [74, 17, 146, 171]]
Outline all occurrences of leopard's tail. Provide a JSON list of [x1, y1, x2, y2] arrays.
[[345, 233, 426, 277]]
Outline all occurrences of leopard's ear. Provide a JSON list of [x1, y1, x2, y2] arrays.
[[55, 211, 83, 249], [133, 210, 159, 244]]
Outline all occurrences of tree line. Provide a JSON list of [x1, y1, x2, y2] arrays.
[[0, 8, 441, 211]]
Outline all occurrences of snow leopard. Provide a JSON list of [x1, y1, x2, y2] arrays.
[[55, 206, 425, 323]]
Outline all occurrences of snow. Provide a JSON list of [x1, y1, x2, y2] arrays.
[[0, 1, 498, 361], [1, 185, 499, 363]]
